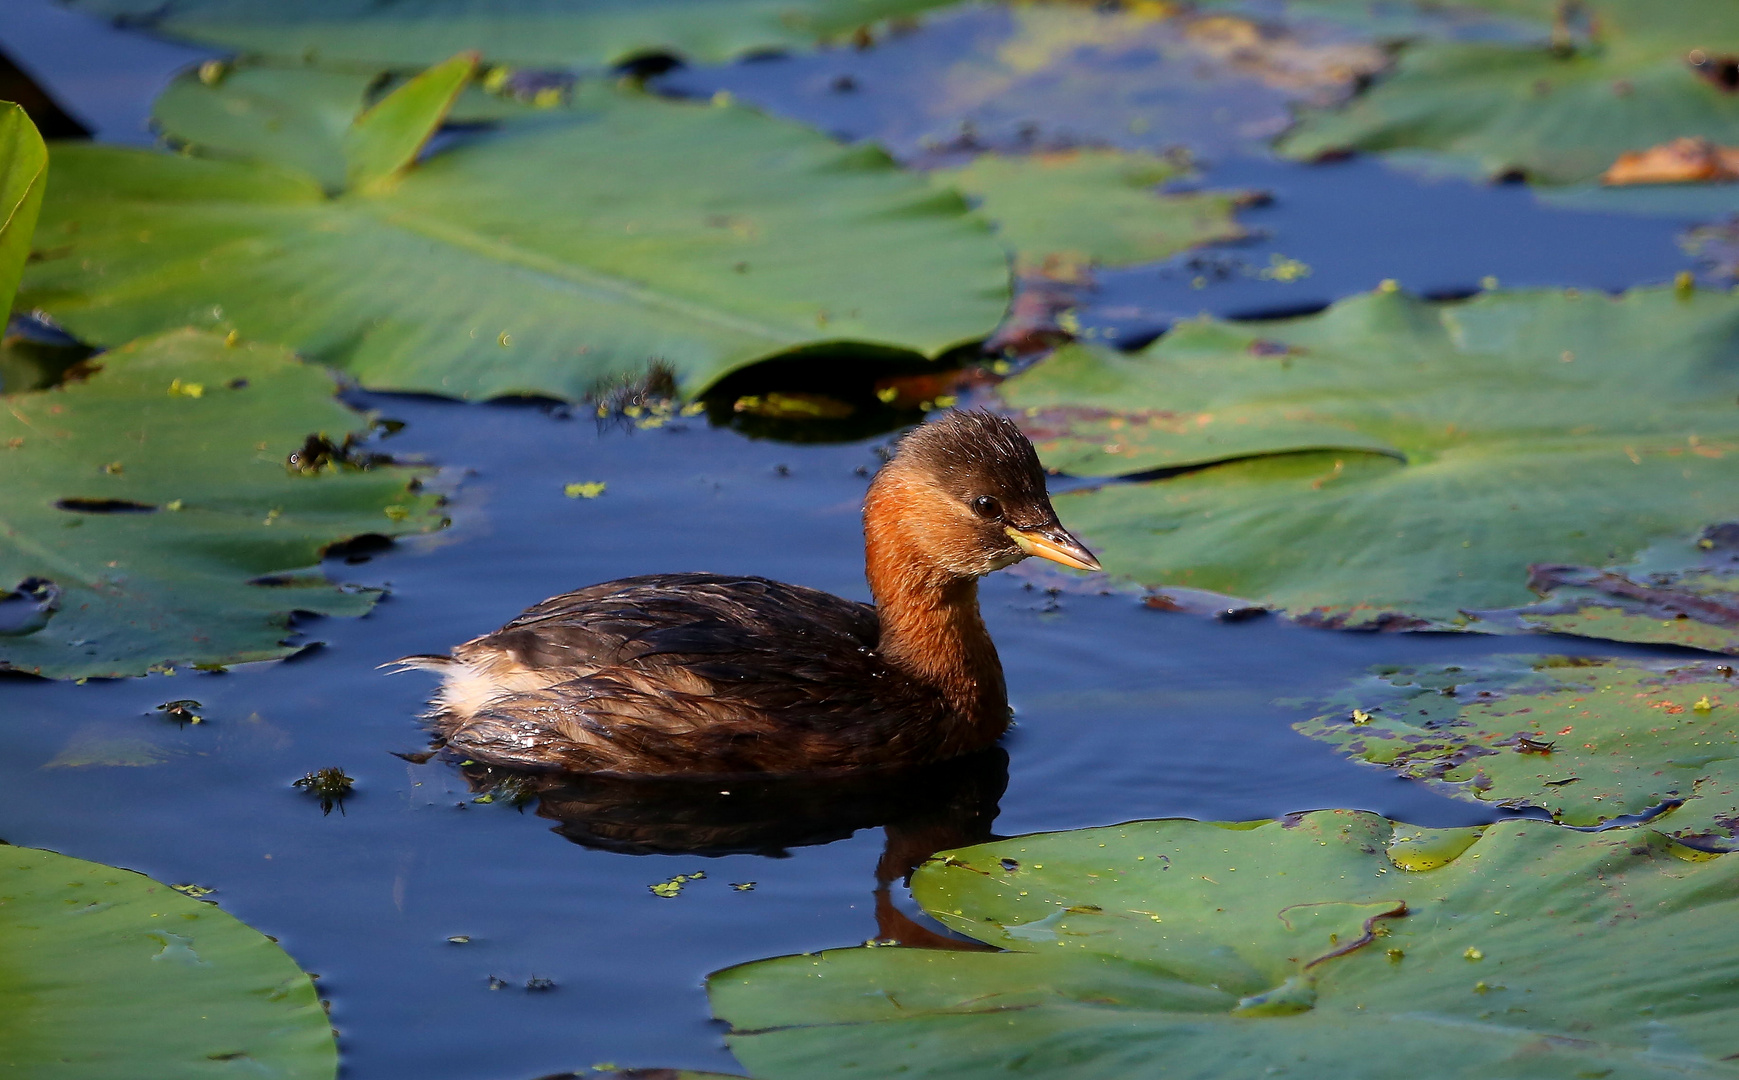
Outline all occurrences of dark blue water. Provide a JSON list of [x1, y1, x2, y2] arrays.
[[0, 4, 1718, 1076]]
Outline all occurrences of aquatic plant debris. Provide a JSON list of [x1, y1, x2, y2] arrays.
[[0, 330, 442, 680], [564, 482, 607, 499], [0, 843, 336, 1077], [59, 0, 963, 70], [1300, 655, 1739, 848], [293, 766, 356, 815], [712, 810, 1739, 1077], [156, 700, 204, 725], [1002, 285, 1739, 630], [649, 871, 706, 898], [26, 65, 1007, 402], [1280, 0, 1739, 185]]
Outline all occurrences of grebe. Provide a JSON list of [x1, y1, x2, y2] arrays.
[[395, 410, 1099, 775]]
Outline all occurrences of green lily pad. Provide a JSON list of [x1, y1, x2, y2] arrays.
[[1002, 285, 1739, 628], [928, 149, 1247, 279], [0, 328, 442, 679], [61, 0, 957, 70], [714, 810, 1739, 1077], [1299, 656, 1739, 846], [1, 102, 47, 317], [1280, 0, 1739, 184], [25, 70, 1006, 401], [0, 842, 335, 1078]]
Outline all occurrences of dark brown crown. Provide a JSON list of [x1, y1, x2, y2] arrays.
[[891, 409, 1051, 523]]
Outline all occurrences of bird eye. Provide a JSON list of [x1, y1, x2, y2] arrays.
[[972, 495, 1003, 520]]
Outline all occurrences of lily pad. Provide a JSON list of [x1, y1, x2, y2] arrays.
[[929, 149, 1247, 279], [1281, 0, 1739, 184], [714, 810, 1739, 1077], [1299, 656, 1739, 847], [0, 842, 335, 1078], [0, 328, 442, 679], [1, 102, 47, 317], [1002, 285, 1739, 628], [25, 69, 1007, 400], [62, 0, 958, 70]]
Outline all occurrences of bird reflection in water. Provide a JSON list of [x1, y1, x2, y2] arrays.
[[452, 747, 1009, 949]]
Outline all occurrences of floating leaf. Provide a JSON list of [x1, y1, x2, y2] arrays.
[[0, 102, 47, 317], [714, 810, 1739, 1077], [25, 77, 1006, 401], [0, 329, 442, 679], [1002, 286, 1739, 628], [1299, 656, 1739, 847], [60, 0, 961, 70], [563, 481, 607, 499], [1281, 0, 1739, 184], [929, 149, 1247, 279], [0, 843, 336, 1078]]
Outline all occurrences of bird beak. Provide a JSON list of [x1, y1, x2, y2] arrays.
[[1006, 524, 1102, 572]]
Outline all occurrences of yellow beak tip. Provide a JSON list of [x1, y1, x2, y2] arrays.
[[1007, 526, 1101, 573]]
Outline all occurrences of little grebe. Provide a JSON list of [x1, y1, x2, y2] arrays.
[[395, 409, 1099, 776]]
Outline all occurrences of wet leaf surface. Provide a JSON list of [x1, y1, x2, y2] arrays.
[[929, 148, 1247, 278], [1485, 524, 1739, 653], [1003, 285, 1739, 628], [27, 72, 1007, 401], [0, 102, 46, 317], [60, 0, 959, 70], [1282, 0, 1739, 185], [0, 329, 442, 679], [0, 842, 336, 1079], [713, 810, 1739, 1077], [1299, 656, 1739, 847]]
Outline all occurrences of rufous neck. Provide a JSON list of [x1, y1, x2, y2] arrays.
[[863, 472, 1008, 737]]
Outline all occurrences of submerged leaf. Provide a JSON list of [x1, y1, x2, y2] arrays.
[[0, 102, 47, 317], [1300, 656, 1739, 847], [714, 811, 1739, 1077], [26, 77, 1006, 401], [0, 329, 442, 679], [0, 844, 336, 1078], [1002, 285, 1739, 629], [667, 2, 1387, 162]]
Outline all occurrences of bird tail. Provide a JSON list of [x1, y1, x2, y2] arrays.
[[380, 653, 456, 673]]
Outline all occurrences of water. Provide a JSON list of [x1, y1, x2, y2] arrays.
[[0, 4, 1718, 1076]]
